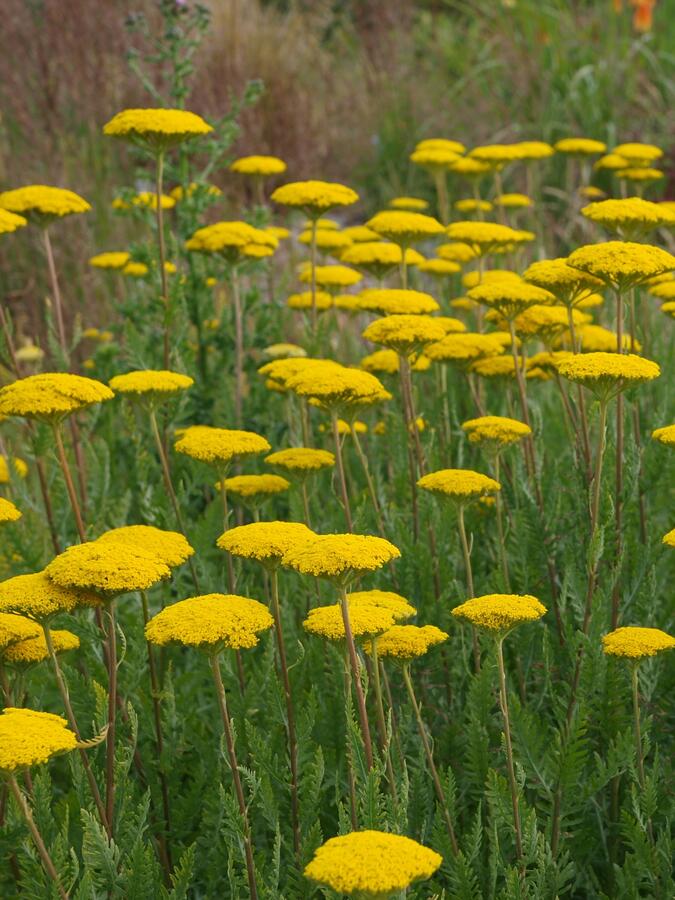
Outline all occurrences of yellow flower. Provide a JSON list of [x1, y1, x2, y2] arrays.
[[389, 196, 429, 211], [416, 138, 465, 154], [262, 343, 307, 360], [217, 521, 314, 567], [453, 593, 546, 633], [446, 221, 531, 253], [425, 332, 504, 367], [358, 288, 439, 316], [230, 155, 287, 176], [0, 498, 22, 523], [0, 373, 113, 423], [0, 571, 101, 621], [362, 315, 447, 356], [437, 241, 478, 263], [522, 257, 603, 306], [462, 415, 531, 448], [469, 143, 522, 164], [304, 830, 442, 897], [301, 230, 353, 254], [0, 708, 78, 773], [266, 225, 290, 241], [285, 364, 390, 415], [271, 180, 358, 216], [470, 355, 544, 380], [218, 474, 290, 502], [4, 629, 79, 666], [581, 197, 675, 237], [349, 589, 416, 621], [507, 304, 585, 343], [304, 602, 396, 641], [334, 294, 364, 314], [174, 426, 270, 468], [454, 198, 493, 213], [122, 261, 149, 277], [662, 527, 675, 548], [89, 251, 131, 270], [145, 593, 272, 651], [103, 108, 212, 150], [661, 301, 675, 318], [46, 541, 172, 596], [410, 147, 461, 170], [361, 349, 430, 375], [341, 242, 424, 279], [299, 264, 362, 289], [282, 533, 400, 585], [515, 141, 555, 160], [418, 468, 500, 503], [462, 269, 521, 290], [602, 626, 675, 660], [615, 167, 663, 183], [109, 369, 193, 400], [259, 357, 341, 389], [370, 624, 448, 661], [558, 323, 635, 353], [15, 343, 44, 363], [594, 153, 630, 171], [0, 613, 41, 651], [307, 217, 340, 230], [451, 157, 494, 177], [579, 186, 606, 199], [0, 456, 28, 483], [554, 138, 606, 155], [557, 351, 659, 398], [0, 185, 90, 221], [341, 225, 378, 242], [567, 241, 675, 290], [366, 210, 445, 244], [495, 193, 532, 208], [96, 525, 194, 568], [113, 192, 176, 211], [265, 447, 335, 474], [186, 221, 277, 259], [612, 142, 663, 166], [649, 281, 675, 300], [0, 208, 27, 233], [416, 258, 461, 276], [287, 290, 333, 311], [652, 424, 675, 447], [468, 280, 555, 319]]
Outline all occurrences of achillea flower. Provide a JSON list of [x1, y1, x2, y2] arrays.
[[334, 294, 364, 314], [89, 251, 131, 270], [285, 364, 390, 414], [494, 193, 532, 208], [217, 521, 314, 567], [282, 533, 400, 585], [349, 589, 416, 621], [594, 153, 630, 171], [271, 180, 358, 216], [652, 424, 675, 447], [287, 291, 333, 311], [46, 541, 172, 596], [145, 594, 273, 651], [579, 186, 606, 199], [469, 143, 523, 164], [389, 196, 429, 211], [418, 468, 500, 503], [341, 242, 424, 279], [304, 830, 442, 896], [612, 143, 663, 166], [0, 208, 28, 232], [0, 498, 22, 523], [462, 415, 531, 448], [0, 613, 41, 650], [304, 601, 396, 641], [218, 474, 290, 502], [615, 167, 663, 183], [96, 526, 194, 568], [230, 155, 287, 176], [602, 626, 675, 659], [266, 225, 291, 240], [103, 108, 212, 150], [0, 456, 28, 483], [416, 138, 465, 154], [109, 369, 193, 401], [568, 241, 675, 290], [435, 316, 468, 334], [507, 304, 585, 343], [470, 354, 547, 380], [557, 351, 659, 398], [468, 280, 555, 319], [452, 593, 546, 633], [446, 221, 530, 253], [425, 332, 504, 367], [299, 264, 362, 289], [454, 198, 493, 213], [362, 315, 447, 356], [298, 229, 352, 252], [4, 629, 79, 665], [366, 210, 445, 244], [0, 708, 78, 772], [15, 343, 44, 363], [259, 357, 341, 389], [113, 192, 176, 211], [514, 141, 555, 160], [186, 221, 277, 259], [662, 300, 675, 318], [170, 182, 221, 201], [0, 572, 101, 621], [122, 261, 149, 277], [265, 447, 335, 475], [361, 349, 430, 375], [174, 426, 270, 468], [581, 197, 675, 237], [523, 257, 603, 306], [308, 218, 340, 231], [0, 373, 113, 423], [557, 323, 635, 353], [0, 185, 91, 221], [369, 624, 448, 661], [462, 269, 521, 289], [410, 147, 461, 170], [437, 241, 479, 263], [451, 157, 494, 177], [649, 281, 675, 300], [358, 288, 439, 316], [417, 258, 461, 276], [341, 225, 379, 241], [262, 343, 307, 360], [554, 138, 606, 155], [662, 527, 675, 548]]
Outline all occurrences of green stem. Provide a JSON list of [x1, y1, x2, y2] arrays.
[[496, 637, 524, 863], [231, 266, 244, 428], [331, 411, 353, 532], [350, 423, 385, 537], [339, 586, 374, 770], [155, 151, 171, 369], [105, 600, 118, 835], [370, 639, 397, 802], [52, 422, 86, 542]]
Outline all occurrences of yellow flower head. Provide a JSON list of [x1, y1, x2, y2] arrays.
[[662, 526, 675, 548], [362, 315, 447, 356], [453, 593, 546, 633], [410, 147, 461, 170], [0, 571, 101, 622], [451, 157, 494, 177], [4, 629, 79, 666], [0, 208, 27, 233], [581, 197, 675, 238], [361, 349, 430, 375], [341, 225, 379, 241], [285, 364, 390, 414], [96, 525, 194, 568], [282, 533, 400, 585], [602, 626, 675, 660], [416, 138, 465, 154], [103, 108, 212, 150], [341, 242, 424, 279], [567, 241, 675, 290], [389, 196, 429, 211], [0, 456, 28, 484], [109, 369, 193, 401], [508, 304, 585, 343], [230, 155, 287, 176], [437, 241, 479, 263], [515, 141, 555, 160], [468, 280, 555, 319], [554, 138, 606, 155], [0, 373, 113, 423], [334, 294, 365, 314], [370, 624, 448, 661], [271, 180, 358, 216], [145, 594, 273, 651], [299, 264, 362, 289], [0, 185, 90, 221], [114, 192, 176, 211], [418, 468, 500, 503], [262, 343, 307, 360], [265, 447, 335, 475], [15, 343, 44, 363], [0, 498, 22, 523], [0, 708, 78, 773], [557, 352, 659, 398], [358, 288, 439, 316], [495, 193, 533, 208], [462, 269, 521, 290], [219, 474, 290, 502], [174, 426, 270, 468], [299, 229, 352, 253], [304, 830, 442, 896], [89, 251, 131, 270], [649, 281, 675, 300], [594, 153, 630, 171], [349, 589, 416, 621], [612, 143, 663, 166], [0, 613, 41, 651], [558, 323, 634, 353], [462, 415, 531, 448], [46, 541, 172, 596], [287, 291, 333, 311], [471, 354, 544, 381], [217, 521, 314, 567], [455, 198, 493, 213], [417, 258, 461, 277], [652, 424, 675, 447], [259, 357, 341, 389], [366, 210, 445, 245], [186, 221, 277, 259], [469, 144, 522, 164], [446, 221, 530, 253], [122, 261, 149, 278], [425, 332, 504, 367], [304, 602, 396, 641], [523, 257, 603, 306]]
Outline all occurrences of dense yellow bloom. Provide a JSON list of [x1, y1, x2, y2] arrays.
[[554, 138, 606, 155], [217, 521, 314, 566], [615, 167, 663, 183], [308, 218, 340, 230], [4, 629, 79, 665], [470, 355, 549, 380], [602, 626, 675, 659], [282, 533, 400, 584], [455, 198, 493, 213], [410, 147, 461, 169], [298, 229, 352, 252], [437, 241, 478, 263], [362, 315, 447, 355], [230, 155, 287, 176], [425, 332, 504, 366], [418, 468, 500, 502], [89, 251, 131, 270], [334, 294, 364, 314], [170, 182, 221, 201], [103, 108, 212, 149], [453, 593, 546, 632], [0, 613, 41, 651], [285, 364, 390, 413], [366, 210, 445, 244], [262, 343, 307, 360], [0, 498, 22, 523], [389, 196, 429, 211], [579, 186, 606, 200], [451, 157, 494, 177], [0, 185, 91, 220], [46, 541, 172, 595], [416, 138, 465, 154], [0, 708, 78, 772], [15, 343, 44, 363], [0, 208, 27, 233], [341, 225, 379, 241], [341, 242, 424, 278], [567, 241, 675, 289], [462, 415, 531, 448], [469, 143, 522, 164], [468, 280, 555, 319], [0, 456, 28, 483], [652, 424, 675, 447], [612, 142, 663, 166], [112, 192, 176, 211], [299, 264, 362, 288], [358, 288, 439, 316], [0, 571, 101, 621], [145, 594, 273, 651], [349, 589, 416, 621], [259, 357, 341, 389], [372, 624, 448, 660], [96, 525, 194, 568], [446, 221, 529, 251], [219, 474, 290, 501], [361, 349, 430, 375], [109, 369, 193, 399], [265, 447, 335, 474], [304, 830, 442, 896], [523, 257, 603, 305], [287, 291, 333, 311], [304, 601, 396, 641], [186, 221, 277, 257], [122, 261, 149, 277], [661, 301, 675, 318], [649, 281, 675, 300], [507, 304, 584, 342], [494, 193, 532, 208], [515, 141, 555, 160], [175, 426, 270, 467], [527, 351, 573, 373], [462, 269, 521, 289], [271, 180, 358, 215], [417, 258, 461, 276], [581, 197, 675, 236], [0, 373, 113, 422], [557, 352, 659, 397], [559, 323, 635, 353], [594, 153, 630, 171]]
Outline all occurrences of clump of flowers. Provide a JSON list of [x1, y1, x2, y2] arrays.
[[452, 593, 546, 633], [145, 593, 273, 650], [0, 571, 101, 621], [358, 288, 440, 316], [462, 415, 531, 448], [602, 626, 675, 659], [372, 624, 448, 661], [0, 373, 114, 423], [174, 426, 270, 469], [0, 708, 78, 772], [103, 108, 213, 150], [271, 180, 358, 217], [0, 185, 91, 221], [418, 468, 501, 502]]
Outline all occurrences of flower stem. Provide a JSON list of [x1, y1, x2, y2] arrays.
[[495, 637, 524, 863], [52, 422, 86, 542], [370, 638, 397, 802], [457, 504, 480, 674], [339, 586, 374, 770], [231, 266, 244, 428], [43, 227, 68, 361], [493, 454, 510, 590], [105, 600, 118, 835], [331, 411, 353, 532], [630, 663, 654, 845], [155, 150, 171, 369], [350, 423, 386, 537]]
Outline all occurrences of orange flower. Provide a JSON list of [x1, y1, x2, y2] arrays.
[[631, 0, 656, 31]]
